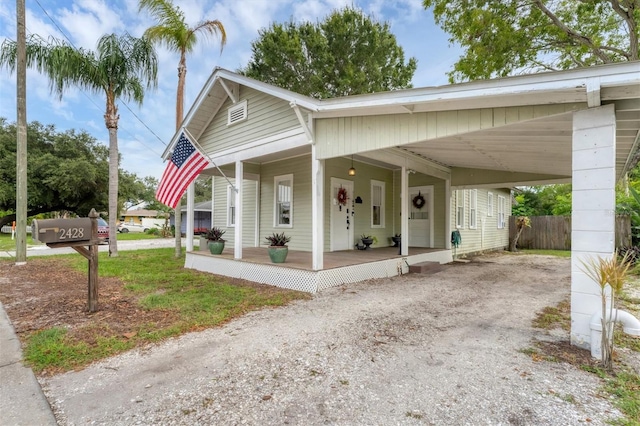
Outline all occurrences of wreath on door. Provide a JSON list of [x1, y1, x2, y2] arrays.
[[337, 186, 348, 206], [412, 191, 426, 209]]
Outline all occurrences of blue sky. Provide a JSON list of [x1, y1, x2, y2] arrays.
[[0, 0, 461, 180]]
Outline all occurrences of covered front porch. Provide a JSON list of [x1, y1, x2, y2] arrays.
[[186, 246, 452, 293]]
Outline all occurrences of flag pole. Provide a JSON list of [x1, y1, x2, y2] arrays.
[[182, 127, 238, 194]]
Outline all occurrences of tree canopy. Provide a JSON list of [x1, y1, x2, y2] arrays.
[[0, 118, 109, 227], [423, 0, 639, 82], [242, 7, 417, 98]]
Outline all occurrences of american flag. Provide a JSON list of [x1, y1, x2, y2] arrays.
[[156, 132, 209, 208]]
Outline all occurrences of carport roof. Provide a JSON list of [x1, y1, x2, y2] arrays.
[[172, 61, 639, 181]]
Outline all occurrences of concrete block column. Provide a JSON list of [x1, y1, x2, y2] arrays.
[[571, 104, 616, 349]]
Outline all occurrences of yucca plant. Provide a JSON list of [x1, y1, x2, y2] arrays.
[[580, 251, 632, 370]]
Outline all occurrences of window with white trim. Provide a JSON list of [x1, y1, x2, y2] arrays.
[[227, 185, 235, 227], [469, 189, 477, 229], [371, 180, 385, 228], [497, 195, 506, 229], [487, 192, 494, 216], [227, 100, 248, 126], [274, 174, 293, 227], [456, 190, 465, 228]]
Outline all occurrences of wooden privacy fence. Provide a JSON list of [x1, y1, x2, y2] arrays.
[[509, 215, 632, 250]]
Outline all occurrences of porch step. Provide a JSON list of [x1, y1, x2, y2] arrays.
[[408, 261, 445, 274]]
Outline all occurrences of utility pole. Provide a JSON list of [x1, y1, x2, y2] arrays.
[[15, 0, 27, 265]]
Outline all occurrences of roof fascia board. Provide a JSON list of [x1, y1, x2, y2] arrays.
[[316, 61, 640, 113]]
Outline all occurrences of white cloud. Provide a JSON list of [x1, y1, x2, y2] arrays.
[[57, 0, 125, 49]]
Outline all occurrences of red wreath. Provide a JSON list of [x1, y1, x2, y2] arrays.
[[337, 187, 348, 206]]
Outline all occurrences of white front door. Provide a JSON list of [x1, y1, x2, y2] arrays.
[[408, 185, 433, 247], [330, 178, 354, 251]]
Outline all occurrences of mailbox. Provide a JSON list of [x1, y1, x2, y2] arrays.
[[32, 218, 93, 244]]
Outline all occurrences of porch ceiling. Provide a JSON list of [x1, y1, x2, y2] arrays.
[[399, 98, 639, 180]]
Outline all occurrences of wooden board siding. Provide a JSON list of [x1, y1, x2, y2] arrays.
[[324, 158, 395, 250], [260, 156, 313, 252], [450, 188, 511, 255], [393, 171, 447, 248], [198, 86, 300, 156], [314, 104, 582, 159], [212, 177, 258, 248]]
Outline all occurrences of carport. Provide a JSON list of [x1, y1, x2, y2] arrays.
[[308, 61, 639, 352]]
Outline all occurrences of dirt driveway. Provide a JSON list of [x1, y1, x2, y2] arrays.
[[39, 254, 624, 425]]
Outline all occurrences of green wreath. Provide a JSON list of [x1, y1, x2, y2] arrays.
[[412, 192, 426, 209]]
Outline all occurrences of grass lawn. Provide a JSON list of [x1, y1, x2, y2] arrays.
[[0, 248, 309, 373], [520, 249, 571, 258]]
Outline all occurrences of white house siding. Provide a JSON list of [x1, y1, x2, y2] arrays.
[[450, 188, 511, 255], [212, 177, 258, 248], [314, 104, 583, 159], [198, 86, 300, 155], [393, 171, 447, 248], [323, 158, 395, 250], [259, 156, 313, 252]]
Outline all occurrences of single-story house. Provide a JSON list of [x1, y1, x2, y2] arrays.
[[170, 200, 212, 234], [163, 61, 640, 354], [121, 209, 168, 227]]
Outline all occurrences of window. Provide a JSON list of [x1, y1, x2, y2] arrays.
[[227, 185, 235, 226], [227, 100, 248, 125], [497, 195, 506, 229], [455, 190, 465, 228], [371, 180, 385, 227], [274, 174, 293, 227], [469, 189, 477, 229], [487, 192, 494, 216]]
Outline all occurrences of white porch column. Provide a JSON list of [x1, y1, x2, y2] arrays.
[[401, 166, 409, 256], [211, 176, 215, 226], [444, 178, 452, 250], [235, 161, 243, 259], [186, 182, 195, 251], [311, 145, 324, 270], [571, 104, 616, 350]]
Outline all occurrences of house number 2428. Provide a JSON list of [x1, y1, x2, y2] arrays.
[[59, 228, 85, 239]]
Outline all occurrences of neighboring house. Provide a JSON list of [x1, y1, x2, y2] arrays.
[[164, 63, 639, 354], [121, 209, 168, 229], [170, 200, 213, 234]]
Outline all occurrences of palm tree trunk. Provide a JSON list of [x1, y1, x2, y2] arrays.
[[105, 102, 119, 257]]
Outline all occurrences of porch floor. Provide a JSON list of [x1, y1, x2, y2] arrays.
[[194, 246, 444, 271]]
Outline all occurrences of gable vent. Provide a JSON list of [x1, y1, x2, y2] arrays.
[[227, 100, 248, 125]]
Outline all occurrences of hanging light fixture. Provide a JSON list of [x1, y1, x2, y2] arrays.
[[348, 155, 356, 176]]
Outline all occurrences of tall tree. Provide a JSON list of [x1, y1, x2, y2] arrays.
[[0, 33, 158, 256], [0, 118, 109, 227], [139, 0, 226, 258], [242, 7, 417, 99], [423, 0, 639, 82]]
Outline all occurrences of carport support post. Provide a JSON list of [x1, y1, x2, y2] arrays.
[[570, 104, 616, 351]]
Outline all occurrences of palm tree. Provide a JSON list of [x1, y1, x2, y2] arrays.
[[139, 0, 226, 258], [0, 33, 158, 257]]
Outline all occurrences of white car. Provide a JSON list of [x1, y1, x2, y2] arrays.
[[117, 223, 149, 233]]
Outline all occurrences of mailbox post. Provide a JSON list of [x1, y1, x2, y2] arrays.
[[32, 209, 100, 312]]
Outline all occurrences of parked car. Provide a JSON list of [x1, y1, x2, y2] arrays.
[[97, 218, 109, 242], [117, 222, 149, 233]]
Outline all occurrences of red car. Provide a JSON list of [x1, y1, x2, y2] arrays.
[[97, 218, 109, 242]]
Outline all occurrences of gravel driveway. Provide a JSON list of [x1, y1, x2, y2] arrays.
[[41, 254, 623, 425]]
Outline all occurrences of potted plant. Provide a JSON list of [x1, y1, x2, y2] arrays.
[[360, 234, 374, 250], [206, 227, 226, 255], [265, 232, 291, 263]]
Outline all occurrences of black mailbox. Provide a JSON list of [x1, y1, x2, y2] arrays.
[[32, 218, 93, 244]]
